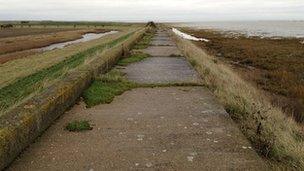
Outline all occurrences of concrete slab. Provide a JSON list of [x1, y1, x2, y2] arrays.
[[122, 57, 201, 84], [150, 40, 176, 46], [8, 87, 268, 171], [143, 46, 182, 57]]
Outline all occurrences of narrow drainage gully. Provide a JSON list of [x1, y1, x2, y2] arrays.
[[39, 30, 118, 51]]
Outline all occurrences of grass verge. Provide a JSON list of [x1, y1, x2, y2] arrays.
[[173, 33, 304, 169], [65, 120, 93, 132], [117, 52, 149, 66], [0, 32, 134, 114]]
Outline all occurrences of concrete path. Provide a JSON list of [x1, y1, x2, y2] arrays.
[[7, 29, 268, 171], [122, 57, 200, 84]]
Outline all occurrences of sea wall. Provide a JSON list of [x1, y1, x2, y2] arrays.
[[0, 27, 148, 170]]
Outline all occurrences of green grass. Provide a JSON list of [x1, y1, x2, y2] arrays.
[[117, 52, 149, 66], [189, 59, 198, 67], [83, 70, 137, 107], [65, 120, 93, 132], [83, 69, 202, 107], [133, 30, 155, 49], [0, 32, 134, 114]]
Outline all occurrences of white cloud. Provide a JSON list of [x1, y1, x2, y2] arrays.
[[0, 0, 303, 21]]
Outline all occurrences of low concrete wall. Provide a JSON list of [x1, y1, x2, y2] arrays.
[[0, 27, 148, 170]]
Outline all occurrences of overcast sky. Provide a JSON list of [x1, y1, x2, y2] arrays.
[[0, 0, 304, 22]]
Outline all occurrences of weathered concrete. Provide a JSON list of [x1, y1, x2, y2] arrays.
[[143, 46, 182, 57], [8, 87, 267, 171], [121, 57, 201, 84], [143, 31, 182, 56], [150, 39, 176, 46]]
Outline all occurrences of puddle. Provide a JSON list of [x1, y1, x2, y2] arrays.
[[39, 31, 118, 51]]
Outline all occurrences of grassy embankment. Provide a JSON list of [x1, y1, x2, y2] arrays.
[[172, 29, 304, 169], [0, 31, 135, 115], [132, 30, 154, 49], [0, 26, 136, 88], [181, 28, 304, 123]]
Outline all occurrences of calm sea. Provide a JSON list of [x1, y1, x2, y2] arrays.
[[178, 21, 304, 38]]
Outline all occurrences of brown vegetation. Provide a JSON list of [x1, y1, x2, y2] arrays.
[[172, 31, 304, 169], [181, 28, 304, 123], [0, 28, 109, 57], [0, 27, 76, 38]]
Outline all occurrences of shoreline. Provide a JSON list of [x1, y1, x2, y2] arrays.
[[175, 20, 304, 39]]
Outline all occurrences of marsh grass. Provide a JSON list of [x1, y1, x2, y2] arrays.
[[0, 32, 134, 114], [173, 33, 304, 169], [181, 28, 304, 123], [65, 120, 93, 132]]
